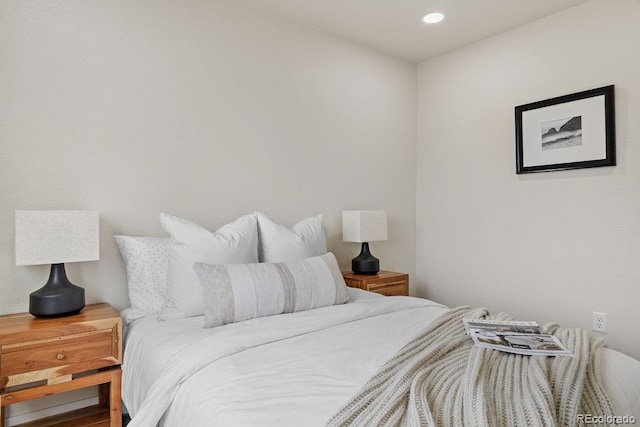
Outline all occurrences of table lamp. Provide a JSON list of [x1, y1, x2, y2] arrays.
[[342, 210, 387, 275], [15, 210, 99, 317]]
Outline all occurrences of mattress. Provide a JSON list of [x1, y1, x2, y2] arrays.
[[123, 289, 640, 426]]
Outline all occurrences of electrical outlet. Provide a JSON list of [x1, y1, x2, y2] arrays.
[[592, 311, 607, 333]]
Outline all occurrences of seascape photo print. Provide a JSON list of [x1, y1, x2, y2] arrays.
[[541, 116, 582, 151]]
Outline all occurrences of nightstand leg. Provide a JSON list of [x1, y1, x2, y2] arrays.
[[1, 403, 5, 427], [110, 368, 122, 427], [98, 368, 122, 426]]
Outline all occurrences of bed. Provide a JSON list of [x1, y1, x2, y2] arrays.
[[116, 213, 640, 426], [121, 289, 640, 426]]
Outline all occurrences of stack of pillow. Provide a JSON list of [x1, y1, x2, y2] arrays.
[[115, 212, 350, 327]]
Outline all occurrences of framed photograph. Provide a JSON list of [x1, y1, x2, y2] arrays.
[[515, 85, 615, 174]]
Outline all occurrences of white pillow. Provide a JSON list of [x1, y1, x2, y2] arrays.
[[194, 252, 350, 328], [114, 236, 169, 322], [159, 213, 259, 320], [256, 212, 327, 263]]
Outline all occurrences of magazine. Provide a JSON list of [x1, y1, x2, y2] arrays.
[[463, 318, 573, 357]]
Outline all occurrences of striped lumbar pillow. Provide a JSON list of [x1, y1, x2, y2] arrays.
[[193, 252, 350, 328]]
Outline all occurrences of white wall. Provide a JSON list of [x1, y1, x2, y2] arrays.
[[416, 0, 640, 359], [0, 0, 416, 312], [0, 0, 416, 420]]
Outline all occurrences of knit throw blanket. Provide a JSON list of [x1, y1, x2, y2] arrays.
[[327, 306, 615, 427]]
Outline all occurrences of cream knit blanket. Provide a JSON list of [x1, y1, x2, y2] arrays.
[[327, 306, 615, 427]]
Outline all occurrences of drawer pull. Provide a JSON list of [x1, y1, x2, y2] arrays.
[[56, 353, 65, 360]]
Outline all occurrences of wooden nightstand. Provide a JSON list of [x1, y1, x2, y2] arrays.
[[0, 303, 122, 427], [342, 271, 409, 296]]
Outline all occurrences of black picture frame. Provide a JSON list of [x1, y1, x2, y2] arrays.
[[515, 85, 615, 174]]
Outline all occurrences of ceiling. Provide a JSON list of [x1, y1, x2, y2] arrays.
[[235, 0, 591, 62]]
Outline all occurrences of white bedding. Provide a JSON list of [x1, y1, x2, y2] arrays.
[[123, 290, 640, 426]]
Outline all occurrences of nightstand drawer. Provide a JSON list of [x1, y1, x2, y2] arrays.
[[368, 280, 408, 296], [342, 271, 409, 297], [1, 330, 114, 378]]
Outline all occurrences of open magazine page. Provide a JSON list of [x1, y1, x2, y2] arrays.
[[463, 319, 573, 357]]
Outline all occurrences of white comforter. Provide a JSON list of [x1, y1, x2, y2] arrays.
[[123, 290, 640, 426]]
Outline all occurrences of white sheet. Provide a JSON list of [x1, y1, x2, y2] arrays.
[[123, 290, 640, 426]]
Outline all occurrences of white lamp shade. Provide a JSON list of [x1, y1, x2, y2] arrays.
[[15, 210, 100, 266], [342, 210, 387, 243]]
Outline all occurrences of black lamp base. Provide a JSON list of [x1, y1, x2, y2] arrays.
[[351, 242, 380, 275], [30, 263, 85, 318]]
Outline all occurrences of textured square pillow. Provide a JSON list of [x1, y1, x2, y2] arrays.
[[194, 252, 350, 328], [256, 212, 327, 263], [114, 236, 169, 322], [159, 213, 259, 320]]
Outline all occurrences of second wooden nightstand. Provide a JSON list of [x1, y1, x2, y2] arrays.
[[342, 271, 409, 296], [0, 303, 122, 427]]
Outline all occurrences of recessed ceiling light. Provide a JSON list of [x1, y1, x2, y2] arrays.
[[422, 12, 445, 24]]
